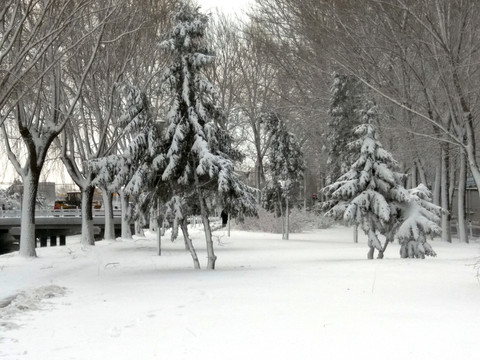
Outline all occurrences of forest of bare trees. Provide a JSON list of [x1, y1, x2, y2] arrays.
[[244, 0, 480, 244]]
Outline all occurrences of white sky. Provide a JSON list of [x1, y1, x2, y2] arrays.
[[197, 0, 252, 16], [0, 0, 254, 188]]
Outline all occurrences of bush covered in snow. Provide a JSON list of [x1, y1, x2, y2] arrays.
[[233, 208, 332, 233]]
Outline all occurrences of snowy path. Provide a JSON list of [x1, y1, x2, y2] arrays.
[[1, 226, 480, 359]]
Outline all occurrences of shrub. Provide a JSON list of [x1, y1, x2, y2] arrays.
[[233, 208, 333, 233]]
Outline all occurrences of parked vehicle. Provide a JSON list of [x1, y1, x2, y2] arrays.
[[66, 192, 82, 208], [54, 200, 76, 210]]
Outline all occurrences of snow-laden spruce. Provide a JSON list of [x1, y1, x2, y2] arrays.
[[323, 103, 407, 259], [262, 112, 305, 240], [151, 3, 256, 269]]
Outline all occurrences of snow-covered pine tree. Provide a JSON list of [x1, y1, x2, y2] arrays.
[[325, 73, 365, 185], [322, 101, 409, 259], [396, 184, 440, 258], [152, 3, 257, 269], [262, 112, 305, 240]]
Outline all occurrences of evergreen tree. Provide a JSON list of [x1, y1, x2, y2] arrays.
[[322, 102, 409, 259], [151, 3, 256, 269], [262, 112, 305, 239], [325, 73, 365, 185], [397, 184, 440, 258]]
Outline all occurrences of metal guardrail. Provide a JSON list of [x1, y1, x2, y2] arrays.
[[0, 208, 123, 218]]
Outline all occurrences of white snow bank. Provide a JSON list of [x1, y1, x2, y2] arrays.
[[0, 285, 66, 333], [0, 227, 480, 360]]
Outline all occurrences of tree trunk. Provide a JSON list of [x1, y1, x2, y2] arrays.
[[285, 196, 289, 240], [377, 231, 393, 259], [255, 160, 263, 203], [303, 175, 307, 210], [135, 219, 145, 237], [410, 162, 417, 188], [227, 213, 231, 237], [81, 185, 95, 246], [155, 202, 161, 255], [353, 224, 358, 243], [449, 154, 456, 208], [367, 246, 374, 260], [457, 151, 469, 243], [417, 159, 427, 185], [464, 141, 480, 204], [19, 172, 40, 257], [120, 189, 132, 239], [195, 174, 216, 269], [149, 207, 156, 231], [180, 219, 200, 269], [102, 189, 115, 240], [279, 194, 285, 239], [441, 144, 452, 243], [433, 162, 441, 206]]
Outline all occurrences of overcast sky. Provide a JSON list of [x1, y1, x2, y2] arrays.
[[197, 0, 252, 16]]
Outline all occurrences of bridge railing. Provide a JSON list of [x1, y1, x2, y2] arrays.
[[0, 208, 122, 218]]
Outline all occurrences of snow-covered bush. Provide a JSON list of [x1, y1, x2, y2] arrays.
[[234, 208, 332, 233], [0, 189, 21, 210], [397, 184, 440, 258]]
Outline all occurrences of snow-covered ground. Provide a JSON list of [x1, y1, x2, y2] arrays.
[[1, 225, 480, 360]]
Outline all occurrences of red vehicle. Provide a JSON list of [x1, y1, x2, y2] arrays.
[[54, 200, 76, 210]]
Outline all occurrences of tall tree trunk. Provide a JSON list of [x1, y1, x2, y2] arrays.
[[464, 141, 480, 204], [180, 219, 200, 269], [227, 213, 231, 237], [135, 219, 145, 237], [81, 185, 95, 246], [303, 175, 307, 210], [441, 144, 452, 243], [451, 64, 480, 204], [433, 162, 441, 206], [457, 151, 469, 243], [156, 205, 161, 256], [195, 173, 216, 269], [353, 224, 358, 243], [410, 162, 417, 188], [279, 194, 285, 239], [285, 196, 290, 240], [417, 159, 427, 185], [449, 154, 456, 208], [255, 158, 264, 203], [19, 171, 41, 257], [120, 189, 132, 239], [102, 189, 115, 240]]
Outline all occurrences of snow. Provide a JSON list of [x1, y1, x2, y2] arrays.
[[1, 225, 480, 359]]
